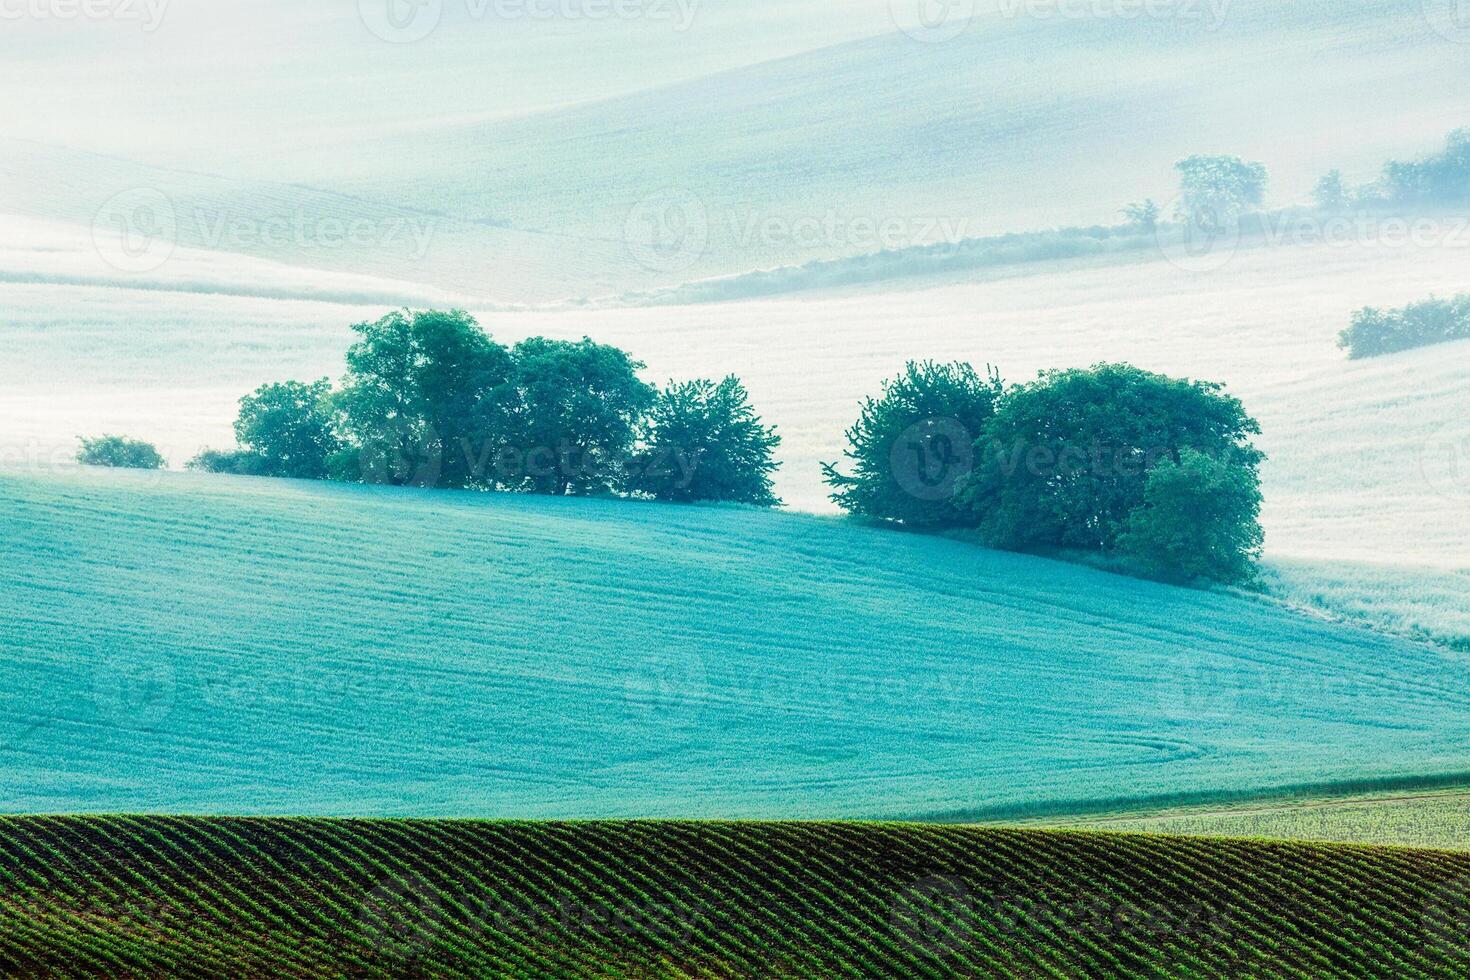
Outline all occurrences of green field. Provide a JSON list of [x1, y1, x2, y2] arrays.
[[5, 817, 1470, 978], [6, 465, 1470, 821], [1042, 787, 1470, 852]]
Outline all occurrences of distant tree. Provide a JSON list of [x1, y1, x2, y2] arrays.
[[1121, 200, 1160, 232], [506, 337, 656, 496], [335, 309, 516, 488], [628, 377, 781, 506], [229, 379, 340, 480], [822, 361, 1004, 528], [1117, 448, 1263, 585], [186, 448, 267, 476], [961, 363, 1264, 561], [1174, 155, 1268, 230], [76, 435, 165, 470], [1313, 170, 1351, 211], [1380, 127, 1470, 205]]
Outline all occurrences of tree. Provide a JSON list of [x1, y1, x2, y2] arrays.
[[1174, 155, 1268, 230], [822, 361, 1004, 528], [76, 435, 165, 470], [229, 379, 339, 480], [335, 309, 516, 488], [628, 377, 781, 506], [505, 337, 656, 496], [1314, 170, 1350, 211], [1121, 200, 1160, 231], [1117, 448, 1263, 584], [961, 363, 1264, 558]]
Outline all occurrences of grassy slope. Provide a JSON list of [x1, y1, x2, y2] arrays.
[[3, 465, 1469, 820], [4, 816, 1470, 978], [1042, 787, 1470, 851]]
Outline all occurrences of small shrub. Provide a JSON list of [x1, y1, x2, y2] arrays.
[[76, 436, 165, 470], [1121, 200, 1160, 231]]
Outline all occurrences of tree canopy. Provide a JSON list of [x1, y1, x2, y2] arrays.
[[821, 361, 1004, 529], [629, 376, 781, 506]]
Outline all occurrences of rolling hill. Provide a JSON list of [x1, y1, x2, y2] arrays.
[[4, 816, 1470, 978], [2, 465, 1468, 820]]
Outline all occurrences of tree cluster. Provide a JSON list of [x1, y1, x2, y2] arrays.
[[823, 362, 1265, 585], [1314, 127, 1470, 210], [1339, 295, 1470, 359], [190, 310, 781, 507]]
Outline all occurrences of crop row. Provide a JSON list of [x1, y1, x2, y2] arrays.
[[1, 818, 1469, 977]]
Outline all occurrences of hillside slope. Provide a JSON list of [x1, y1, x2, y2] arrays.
[[2, 467, 1468, 819], [4, 817, 1470, 978]]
